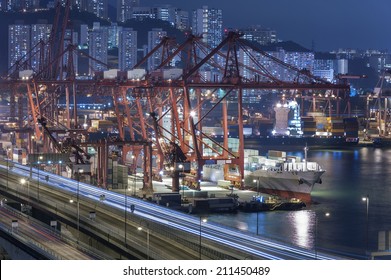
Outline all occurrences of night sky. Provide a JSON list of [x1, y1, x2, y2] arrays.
[[135, 0, 390, 52]]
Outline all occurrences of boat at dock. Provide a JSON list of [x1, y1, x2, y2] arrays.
[[240, 196, 306, 212], [244, 147, 325, 202], [202, 147, 325, 202]]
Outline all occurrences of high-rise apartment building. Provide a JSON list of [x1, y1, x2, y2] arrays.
[[80, 0, 108, 20], [152, 5, 175, 25], [8, 24, 31, 73], [147, 28, 167, 71], [118, 28, 137, 70], [30, 23, 52, 72], [117, 0, 139, 22], [313, 53, 337, 82], [1, 0, 39, 11], [192, 6, 223, 49], [0, 0, 6, 10], [241, 25, 277, 45], [79, 24, 89, 48], [62, 29, 79, 76], [237, 46, 315, 83], [8, 21, 81, 76], [89, 22, 108, 74], [129, 4, 188, 30], [131, 6, 155, 20], [108, 22, 122, 49], [174, 9, 189, 31]]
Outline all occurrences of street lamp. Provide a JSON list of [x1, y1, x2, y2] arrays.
[[6, 148, 10, 191], [111, 154, 115, 189], [362, 195, 369, 254], [30, 135, 35, 154], [37, 155, 43, 201], [58, 160, 62, 176], [124, 186, 131, 247], [314, 212, 330, 259], [20, 178, 30, 203], [137, 223, 150, 259], [178, 164, 184, 204], [76, 168, 84, 241], [199, 217, 207, 260], [253, 178, 260, 235]]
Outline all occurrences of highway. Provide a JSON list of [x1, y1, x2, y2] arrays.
[[0, 202, 108, 259], [0, 160, 346, 260]]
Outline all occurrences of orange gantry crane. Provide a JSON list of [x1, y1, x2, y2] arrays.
[[0, 5, 351, 195]]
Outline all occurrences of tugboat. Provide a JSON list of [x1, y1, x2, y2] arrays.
[[239, 196, 306, 212]]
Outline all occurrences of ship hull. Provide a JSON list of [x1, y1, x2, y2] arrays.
[[247, 170, 325, 202], [244, 136, 358, 148]]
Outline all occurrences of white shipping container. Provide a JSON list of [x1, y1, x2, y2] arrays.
[[19, 70, 33, 80], [243, 127, 252, 136], [103, 69, 119, 79], [163, 68, 183, 80], [127, 69, 146, 80]]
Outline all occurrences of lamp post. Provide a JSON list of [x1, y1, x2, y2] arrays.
[[76, 168, 83, 241], [111, 154, 114, 189], [199, 217, 207, 260], [253, 179, 260, 235], [20, 178, 30, 203], [30, 135, 35, 154], [179, 164, 184, 204], [131, 155, 136, 196], [362, 195, 369, 254], [37, 155, 43, 201], [137, 223, 150, 259], [58, 160, 62, 176], [124, 186, 130, 247], [6, 148, 10, 191], [314, 212, 330, 259], [6, 155, 8, 191]]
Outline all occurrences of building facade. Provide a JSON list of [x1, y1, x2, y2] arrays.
[[241, 25, 277, 45], [8, 24, 31, 73], [81, 0, 108, 20], [118, 27, 137, 70], [117, 0, 139, 22], [88, 22, 108, 74], [147, 28, 167, 71], [192, 6, 223, 49], [1, 0, 39, 11], [30, 23, 52, 72]]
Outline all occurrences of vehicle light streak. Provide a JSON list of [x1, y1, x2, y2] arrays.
[[4, 161, 342, 260]]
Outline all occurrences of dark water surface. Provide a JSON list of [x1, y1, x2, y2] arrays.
[[207, 146, 391, 259]]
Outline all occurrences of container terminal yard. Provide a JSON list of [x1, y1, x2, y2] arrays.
[[0, 2, 390, 260]]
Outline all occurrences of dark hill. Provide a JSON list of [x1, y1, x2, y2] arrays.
[[0, 8, 185, 74]]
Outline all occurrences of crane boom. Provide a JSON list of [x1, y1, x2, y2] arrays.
[[37, 117, 91, 174]]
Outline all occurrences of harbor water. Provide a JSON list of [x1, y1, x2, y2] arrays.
[[207, 146, 391, 259]]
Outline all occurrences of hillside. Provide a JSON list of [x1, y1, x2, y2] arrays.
[[0, 8, 185, 74]]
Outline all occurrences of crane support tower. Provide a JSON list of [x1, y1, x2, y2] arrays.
[[150, 112, 189, 192]]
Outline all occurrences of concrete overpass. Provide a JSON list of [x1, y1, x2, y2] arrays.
[[0, 203, 110, 259], [0, 160, 347, 260]]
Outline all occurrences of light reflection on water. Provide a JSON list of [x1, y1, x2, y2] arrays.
[[207, 147, 391, 258], [289, 211, 312, 248]]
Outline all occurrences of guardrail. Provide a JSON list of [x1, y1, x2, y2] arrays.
[[0, 203, 111, 259]]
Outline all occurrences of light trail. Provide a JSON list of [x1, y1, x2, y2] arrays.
[[2, 162, 344, 260]]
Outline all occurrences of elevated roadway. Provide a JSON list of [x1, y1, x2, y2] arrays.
[[0, 202, 109, 259], [0, 160, 348, 260]]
